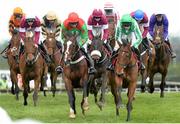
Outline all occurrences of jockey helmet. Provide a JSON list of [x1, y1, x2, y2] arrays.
[[121, 14, 133, 27], [46, 11, 57, 20], [92, 9, 103, 18], [26, 14, 35, 23], [104, 2, 114, 9], [68, 12, 79, 23], [134, 9, 144, 21], [13, 7, 23, 15]]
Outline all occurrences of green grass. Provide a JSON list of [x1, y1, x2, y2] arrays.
[[0, 92, 180, 123]]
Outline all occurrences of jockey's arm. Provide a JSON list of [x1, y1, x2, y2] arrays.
[[115, 20, 121, 43], [87, 16, 94, 41], [41, 20, 47, 37], [149, 15, 156, 37], [34, 28, 40, 45], [163, 15, 169, 40], [102, 17, 109, 41], [79, 24, 88, 47], [55, 23, 61, 38], [142, 24, 148, 38], [19, 27, 26, 42], [133, 21, 142, 49]]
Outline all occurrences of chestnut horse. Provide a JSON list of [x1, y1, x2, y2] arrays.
[[88, 29, 109, 110], [148, 25, 171, 97], [108, 39, 138, 121], [62, 33, 89, 118], [19, 31, 48, 106], [42, 29, 62, 97], [6, 30, 21, 100]]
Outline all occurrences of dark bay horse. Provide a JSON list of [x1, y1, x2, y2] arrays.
[[19, 31, 48, 106], [148, 25, 171, 97], [139, 39, 156, 92], [108, 39, 138, 121], [62, 33, 89, 118], [42, 29, 62, 97], [6, 30, 21, 100], [88, 32, 109, 110]]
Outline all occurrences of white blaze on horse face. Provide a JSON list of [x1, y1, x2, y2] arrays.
[[64, 40, 72, 61], [48, 38, 52, 41]]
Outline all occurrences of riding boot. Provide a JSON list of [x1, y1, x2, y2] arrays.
[[103, 42, 113, 54], [165, 39, 176, 58], [80, 47, 97, 74], [38, 43, 51, 64], [133, 46, 145, 70], [107, 50, 117, 71], [56, 40, 62, 49]]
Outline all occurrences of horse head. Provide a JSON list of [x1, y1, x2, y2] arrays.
[[153, 25, 164, 49], [89, 36, 104, 63], [63, 32, 79, 65], [44, 29, 57, 57], [115, 38, 134, 77], [24, 31, 39, 65], [9, 29, 21, 59]]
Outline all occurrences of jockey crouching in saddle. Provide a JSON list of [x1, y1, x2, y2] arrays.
[[103, 2, 119, 27], [149, 12, 176, 58], [107, 14, 145, 71], [41, 11, 63, 74], [19, 14, 51, 63], [87, 9, 112, 61], [1, 7, 24, 58], [61, 12, 96, 74], [130, 10, 151, 54]]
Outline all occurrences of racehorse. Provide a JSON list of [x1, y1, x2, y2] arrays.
[[108, 39, 138, 121], [62, 32, 89, 118], [19, 31, 48, 106], [6, 29, 21, 100], [139, 41, 156, 92], [148, 25, 171, 97], [88, 26, 109, 110], [42, 29, 62, 97]]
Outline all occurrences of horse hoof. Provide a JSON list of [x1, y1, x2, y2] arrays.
[[83, 103, 89, 111], [24, 102, 27, 106], [69, 112, 76, 119]]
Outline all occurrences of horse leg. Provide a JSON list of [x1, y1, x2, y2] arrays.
[[126, 81, 136, 121], [98, 77, 107, 107], [33, 79, 40, 106], [50, 72, 56, 97], [10, 71, 15, 95], [52, 73, 58, 97], [23, 80, 29, 106], [111, 84, 121, 116], [148, 72, 155, 93], [140, 69, 147, 93], [10, 71, 19, 100], [81, 80, 89, 115], [160, 71, 167, 98], [67, 89, 76, 118]]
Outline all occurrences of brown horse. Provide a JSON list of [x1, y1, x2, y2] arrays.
[[19, 31, 48, 106], [88, 35, 109, 110], [108, 39, 138, 121], [6, 30, 21, 100], [42, 29, 62, 97], [139, 40, 156, 92], [148, 25, 171, 97], [62, 33, 89, 118]]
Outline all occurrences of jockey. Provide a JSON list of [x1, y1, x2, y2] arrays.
[[61, 12, 97, 74], [131, 9, 150, 51], [2, 7, 24, 58], [103, 2, 119, 26], [41, 11, 62, 48], [149, 12, 176, 58], [19, 14, 51, 63], [41, 11, 63, 73], [107, 14, 144, 71], [87, 9, 112, 54]]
